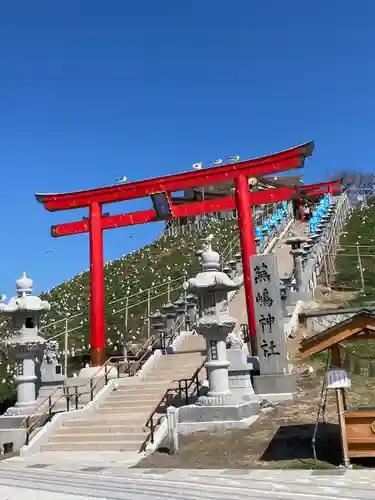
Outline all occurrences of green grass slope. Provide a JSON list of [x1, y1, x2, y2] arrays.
[[333, 196, 375, 305], [0, 219, 240, 404]]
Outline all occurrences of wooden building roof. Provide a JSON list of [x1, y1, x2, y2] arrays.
[[171, 174, 304, 205], [299, 310, 375, 359]]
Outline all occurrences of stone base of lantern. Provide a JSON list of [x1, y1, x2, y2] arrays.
[[197, 392, 237, 406], [253, 373, 296, 403], [287, 291, 312, 306], [177, 399, 260, 433], [4, 401, 38, 417]]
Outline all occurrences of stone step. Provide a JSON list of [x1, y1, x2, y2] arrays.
[[63, 414, 152, 426], [97, 406, 152, 415], [40, 440, 144, 452], [107, 393, 163, 403], [100, 399, 157, 408], [48, 432, 147, 443], [149, 364, 199, 370], [115, 382, 169, 391], [145, 370, 197, 379], [59, 423, 144, 434]]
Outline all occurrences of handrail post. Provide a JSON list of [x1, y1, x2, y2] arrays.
[[150, 418, 155, 444], [167, 278, 171, 302], [125, 295, 129, 333], [147, 289, 151, 339], [25, 416, 30, 445], [105, 364, 108, 385], [185, 379, 189, 405], [75, 386, 79, 410], [90, 378, 94, 401], [64, 318, 69, 377]]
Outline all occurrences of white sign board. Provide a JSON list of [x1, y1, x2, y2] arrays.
[[325, 369, 351, 389]]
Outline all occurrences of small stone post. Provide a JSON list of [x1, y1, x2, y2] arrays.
[[167, 406, 179, 454], [185, 235, 240, 405], [286, 237, 307, 293], [0, 273, 50, 416]]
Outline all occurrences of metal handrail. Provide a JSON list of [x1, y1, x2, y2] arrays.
[[22, 315, 189, 445], [23, 355, 126, 444], [142, 357, 206, 450]]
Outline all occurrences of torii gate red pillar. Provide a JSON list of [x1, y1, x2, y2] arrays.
[[235, 175, 257, 354], [89, 201, 106, 366]]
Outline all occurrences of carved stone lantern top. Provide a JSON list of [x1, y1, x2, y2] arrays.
[[285, 236, 307, 250], [149, 309, 166, 329], [161, 302, 177, 319], [0, 273, 48, 351], [0, 273, 50, 315], [185, 236, 240, 296]]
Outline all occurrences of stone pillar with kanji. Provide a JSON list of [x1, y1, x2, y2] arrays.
[[185, 235, 240, 405], [250, 254, 296, 401], [0, 273, 49, 416]]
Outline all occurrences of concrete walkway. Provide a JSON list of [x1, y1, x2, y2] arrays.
[[0, 464, 374, 499]]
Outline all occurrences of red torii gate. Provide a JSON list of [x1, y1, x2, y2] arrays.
[[295, 179, 342, 219], [36, 142, 314, 366]]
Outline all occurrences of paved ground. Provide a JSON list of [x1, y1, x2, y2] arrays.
[[134, 367, 341, 469], [1, 466, 375, 499]]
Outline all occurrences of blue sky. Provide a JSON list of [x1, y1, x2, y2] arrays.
[[1, 1, 374, 297]]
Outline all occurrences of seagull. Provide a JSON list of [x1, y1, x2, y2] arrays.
[[116, 176, 128, 183], [228, 155, 240, 162], [44, 248, 56, 254]]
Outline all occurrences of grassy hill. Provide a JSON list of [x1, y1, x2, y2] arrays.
[[0, 218, 240, 401], [333, 196, 375, 305]]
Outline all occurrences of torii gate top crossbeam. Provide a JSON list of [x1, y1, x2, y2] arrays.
[[299, 179, 341, 192], [36, 142, 314, 212]]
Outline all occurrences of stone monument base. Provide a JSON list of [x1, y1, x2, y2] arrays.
[[176, 399, 260, 434], [0, 415, 28, 453], [253, 373, 296, 403]]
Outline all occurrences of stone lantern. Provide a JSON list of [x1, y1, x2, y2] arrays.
[[173, 296, 187, 329], [185, 294, 198, 330], [185, 235, 240, 406], [227, 259, 238, 277], [222, 264, 232, 278], [234, 252, 243, 275], [0, 273, 49, 416], [161, 302, 177, 333], [286, 237, 307, 293], [149, 309, 166, 349]]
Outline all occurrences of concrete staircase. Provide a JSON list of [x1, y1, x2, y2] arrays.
[[39, 333, 206, 452]]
